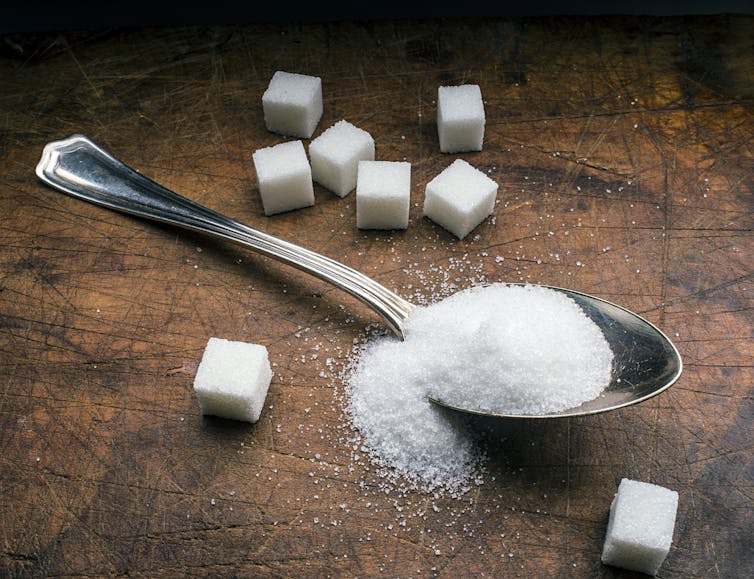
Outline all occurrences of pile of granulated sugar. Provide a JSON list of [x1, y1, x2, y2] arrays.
[[418, 284, 614, 415], [343, 282, 614, 496], [345, 330, 486, 497]]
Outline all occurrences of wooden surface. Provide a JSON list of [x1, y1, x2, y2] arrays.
[[1, 14, 752, 578]]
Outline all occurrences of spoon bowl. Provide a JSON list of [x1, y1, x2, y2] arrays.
[[36, 134, 682, 419], [427, 285, 682, 418]]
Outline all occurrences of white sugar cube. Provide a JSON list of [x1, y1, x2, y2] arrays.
[[356, 160, 411, 230], [437, 84, 485, 153], [262, 70, 323, 139], [252, 140, 315, 216], [422, 158, 498, 239], [309, 120, 375, 197], [193, 337, 273, 423], [601, 478, 679, 576]]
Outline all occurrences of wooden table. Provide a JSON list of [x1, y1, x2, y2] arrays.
[[2, 14, 752, 578]]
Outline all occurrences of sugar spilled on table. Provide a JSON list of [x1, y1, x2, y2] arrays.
[[342, 282, 614, 496]]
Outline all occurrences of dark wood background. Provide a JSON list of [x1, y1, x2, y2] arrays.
[[1, 12, 752, 578]]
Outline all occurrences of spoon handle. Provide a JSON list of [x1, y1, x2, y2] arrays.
[[36, 134, 415, 338]]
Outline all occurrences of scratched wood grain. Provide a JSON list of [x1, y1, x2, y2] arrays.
[[1, 15, 752, 578]]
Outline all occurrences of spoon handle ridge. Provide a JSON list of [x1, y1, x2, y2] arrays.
[[36, 134, 415, 338]]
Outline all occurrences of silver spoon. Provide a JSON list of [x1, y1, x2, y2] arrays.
[[36, 134, 682, 419]]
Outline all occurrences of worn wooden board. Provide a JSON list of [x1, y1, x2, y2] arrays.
[[1, 14, 752, 578]]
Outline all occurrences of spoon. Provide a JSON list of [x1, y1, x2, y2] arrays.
[[36, 134, 682, 418]]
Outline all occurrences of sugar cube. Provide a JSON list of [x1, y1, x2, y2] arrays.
[[356, 160, 411, 230], [193, 337, 273, 423], [601, 478, 679, 576], [252, 140, 315, 216], [309, 120, 375, 197], [262, 70, 323, 139], [422, 158, 498, 239], [437, 84, 485, 153]]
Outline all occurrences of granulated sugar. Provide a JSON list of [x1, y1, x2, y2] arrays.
[[418, 284, 614, 415], [346, 333, 484, 496], [345, 283, 613, 495]]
